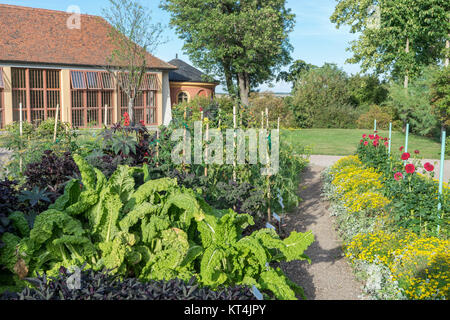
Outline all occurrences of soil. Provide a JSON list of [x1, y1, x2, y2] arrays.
[[279, 161, 367, 300]]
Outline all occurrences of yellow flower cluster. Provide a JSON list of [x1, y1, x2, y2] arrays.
[[330, 156, 390, 214], [345, 230, 449, 300]]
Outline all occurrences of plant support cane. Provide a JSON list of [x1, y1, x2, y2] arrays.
[[104, 104, 108, 127], [437, 129, 446, 235], [388, 122, 392, 155], [19, 102, 23, 173], [183, 106, 187, 172], [266, 108, 271, 223], [233, 105, 237, 182]]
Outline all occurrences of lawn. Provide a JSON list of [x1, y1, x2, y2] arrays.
[[281, 128, 447, 160]]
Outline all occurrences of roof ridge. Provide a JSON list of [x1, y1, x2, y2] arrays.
[[0, 3, 100, 18]]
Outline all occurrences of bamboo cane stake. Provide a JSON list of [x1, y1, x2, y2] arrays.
[[266, 108, 271, 223], [19, 102, 23, 173], [437, 129, 446, 235], [104, 104, 108, 127], [388, 122, 392, 155], [233, 105, 237, 182], [205, 120, 209, 177], [53, 104, 59, 143], [183, 106, 187, 171], [156, 128, 160, 167], [261, 111, 264, 130]]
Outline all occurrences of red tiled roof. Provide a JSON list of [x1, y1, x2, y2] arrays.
[[0, 4, 176, 70]]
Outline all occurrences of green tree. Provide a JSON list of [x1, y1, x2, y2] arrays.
[[290, 63, 358, 128], [330, 0, 449, 85], [347, 73, 388, 106], [161, 0, 295, 106], [430, 66, 450, 129], [103, 0, 165, 123], [386, 67, 439, 136], [277, 59, 317, 89]]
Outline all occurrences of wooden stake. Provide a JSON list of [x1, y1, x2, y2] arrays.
[[233, 105, 237, 182], [261, 111, 264, 130], [183, 106, 187, 171], [53, 104, 59, 143], [266, 108, 271, 222], [104, 104, 108, 127], [205, 120, 209, 177], [156, 129, 160, 167], [19, 102, 23, 173]]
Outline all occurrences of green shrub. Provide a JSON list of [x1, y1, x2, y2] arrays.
[[313, 103, 361, 129], [357, 105, 394, 130], [248, 92, 296, 128], [35, 118, 70, 139]]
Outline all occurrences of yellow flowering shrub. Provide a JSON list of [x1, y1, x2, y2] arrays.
[[345, 230, 449, 300], [330, 156, 390, 214]]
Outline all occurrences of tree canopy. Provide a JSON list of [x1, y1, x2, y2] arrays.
[[330, 0, 449, 82], [161, 0, 296, 106]]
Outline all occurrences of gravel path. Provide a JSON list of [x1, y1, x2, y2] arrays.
[[281, 163, 366, 300]]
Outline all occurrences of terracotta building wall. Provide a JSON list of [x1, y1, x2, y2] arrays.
[[170, 83, 215, 106]]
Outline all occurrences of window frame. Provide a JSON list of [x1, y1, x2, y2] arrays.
[[70, 70, 115, 128], [11, 67, 61, 124], [177, 91, 189, 104]]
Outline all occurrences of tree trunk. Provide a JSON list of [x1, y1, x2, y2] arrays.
[[404, 37, 410, 89], [402, 37, 410, 133], [223, 61, 237, 100], [128, 96, 135, 124], [238, 72, 250, 106]]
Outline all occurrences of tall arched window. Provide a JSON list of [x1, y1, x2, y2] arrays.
[[177, 91, 189, 104]]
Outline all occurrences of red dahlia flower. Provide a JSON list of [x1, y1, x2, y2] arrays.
[[424, 162, 434, 172], [414, 150, 420, 154], [364, 141, 369, 146], [369, 134, 375, 140], [405, 164, 415, 174], [385, 141, 389, 147], [373, 140, 379, 147], [394, 172, 403, 181], [399, 146, 404, 151], [401, 152, 411, 161], [363, 134, 367, 138]]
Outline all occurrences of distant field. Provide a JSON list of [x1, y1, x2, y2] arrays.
[[281, 129, 447, 160]]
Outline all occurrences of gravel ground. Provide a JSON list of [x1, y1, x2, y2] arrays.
[[281, 154, 449, 300], [280, 163, 367, 300]]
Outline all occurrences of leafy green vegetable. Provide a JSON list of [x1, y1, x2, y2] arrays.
[[1, 155, 315, 300]]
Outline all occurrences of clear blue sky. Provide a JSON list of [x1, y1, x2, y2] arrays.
[[0, 0, 360, 93]]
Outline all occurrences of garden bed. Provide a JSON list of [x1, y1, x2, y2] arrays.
[[0, 102, 313, 300], [322, 132, 449, 300]]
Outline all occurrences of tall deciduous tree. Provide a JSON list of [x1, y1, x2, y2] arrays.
[[276, 59, 317, 89], [161, 0, 295, 106], [330, 0, 449, 84], [103, 0, 165, 123]]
